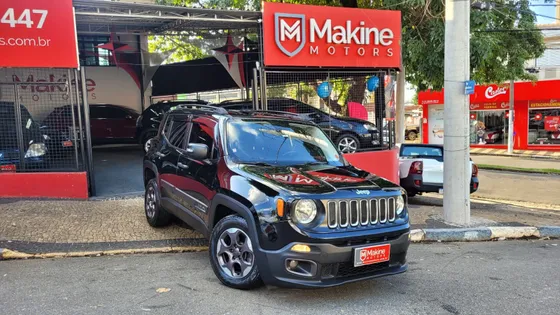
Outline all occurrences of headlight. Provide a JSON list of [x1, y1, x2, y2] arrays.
[[25, 143, 47, 158], [363, 124, 377, 131], [293, 199, 317, 225], [396, 195, 405, 215]]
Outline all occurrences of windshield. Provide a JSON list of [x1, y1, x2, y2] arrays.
[[226, 119, 345, 166]]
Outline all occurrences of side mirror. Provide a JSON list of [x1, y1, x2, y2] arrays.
[[186, 143, 208, 160]]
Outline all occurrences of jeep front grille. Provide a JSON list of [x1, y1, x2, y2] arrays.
[[326, 198, 397, 229]]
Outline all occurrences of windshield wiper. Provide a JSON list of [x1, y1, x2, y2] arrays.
[[293, 161, 329, 167]]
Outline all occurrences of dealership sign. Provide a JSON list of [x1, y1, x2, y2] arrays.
[[0, 0, 78, 68], [263, 2, 402, 68]]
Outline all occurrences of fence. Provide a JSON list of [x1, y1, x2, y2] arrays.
[[260, 70, 397, 153], [0, 68, 86, 173]]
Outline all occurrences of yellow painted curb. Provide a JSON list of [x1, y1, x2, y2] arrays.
[[0, 246, 209, 261]]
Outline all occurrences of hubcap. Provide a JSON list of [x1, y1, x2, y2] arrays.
[[144, 139, 152, 153], [145, 186, 156, 218], [216, 228, 254, 278], [338, 137, 358, 153]]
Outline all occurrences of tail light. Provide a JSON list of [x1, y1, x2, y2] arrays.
[[472, 164, 479, 177], [410, 161, 423, 175]]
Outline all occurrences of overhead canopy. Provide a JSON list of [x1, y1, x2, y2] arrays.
[[73, 0, 261, 34]]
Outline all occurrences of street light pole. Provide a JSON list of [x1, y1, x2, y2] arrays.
[[443, 0, 471, 225]]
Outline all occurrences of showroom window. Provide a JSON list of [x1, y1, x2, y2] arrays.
[[78, 36, 115, 67], [528, 108, 560, 145], [469, 111, 508, 145]]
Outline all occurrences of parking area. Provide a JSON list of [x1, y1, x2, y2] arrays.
[[92, 145, 144, 197]]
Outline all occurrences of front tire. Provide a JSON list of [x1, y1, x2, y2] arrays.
[[209, 215, 263, 290], [144, 179, 171, 227], [336, 134, 360, 154]]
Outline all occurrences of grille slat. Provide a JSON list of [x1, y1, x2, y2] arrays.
[[328, 197, 397, 229]]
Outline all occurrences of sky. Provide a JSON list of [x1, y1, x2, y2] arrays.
[[531, 1, 558, 24]]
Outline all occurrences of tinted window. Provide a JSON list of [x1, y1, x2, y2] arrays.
[[164, 118, 188, 148], [90, 106, 128, 119], [188, 122, 215, 159], [401, 146, 443, 157]]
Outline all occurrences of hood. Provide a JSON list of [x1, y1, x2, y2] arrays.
[[235, 164, 400, 194]]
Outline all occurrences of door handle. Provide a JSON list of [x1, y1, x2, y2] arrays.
[[177, 162, 189, 169], [155, 152, 166, 158]]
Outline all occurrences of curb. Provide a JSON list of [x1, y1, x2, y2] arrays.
[[410, 226, 560, 242], [476, 165, 560, 176], [0, 246, 208, 261]]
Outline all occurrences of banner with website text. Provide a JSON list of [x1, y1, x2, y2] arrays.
[[0, 0, 78, 68], [262, 2, 401, 68]]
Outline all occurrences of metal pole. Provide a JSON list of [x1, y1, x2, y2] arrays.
[[252, 68, 258, 110], [80, 68, 96, 196], [13, 84, 26, 170], [508, 80, 514, 154], [74, 69, 86, 169], [396, 69, 406, 144], [261, 68, 267, 111], [443, 0, 471, 225], [67, 70, 79, 169]]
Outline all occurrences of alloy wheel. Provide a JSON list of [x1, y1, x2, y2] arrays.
[[145, 186, 156, 218], [216, 228, 254, 278], [338, 137, 358, 153]]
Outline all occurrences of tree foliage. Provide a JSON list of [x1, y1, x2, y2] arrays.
[[153, 0, 545, 91]]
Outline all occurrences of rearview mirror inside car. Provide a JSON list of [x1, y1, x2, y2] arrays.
[[186, 143, 208, 160]]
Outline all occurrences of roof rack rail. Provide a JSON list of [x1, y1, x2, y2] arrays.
[[230, 110, 305, 119], [171, 104, 228, 115]]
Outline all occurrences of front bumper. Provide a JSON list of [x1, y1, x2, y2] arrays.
[[257, 230, 409, 288]]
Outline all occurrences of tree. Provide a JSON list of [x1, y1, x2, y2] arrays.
[[153, 0, 545, 91]]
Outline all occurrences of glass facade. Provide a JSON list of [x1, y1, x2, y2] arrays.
[[469, 110, 508, 145], [528, 108, 560, 145], [77, 36, 114, 67]]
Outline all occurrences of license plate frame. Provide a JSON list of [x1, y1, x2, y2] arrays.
[[354, 243, 391, 267], [0, 164, 17, 172]]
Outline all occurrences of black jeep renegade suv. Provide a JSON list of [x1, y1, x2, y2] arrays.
[[143, 104, 410, 289]]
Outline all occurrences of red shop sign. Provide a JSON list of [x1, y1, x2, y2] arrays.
[[544, 116, 560, 132], [262, 2, 401, 68], [0, 0, 78, 68], [470, 102, 510, 111]]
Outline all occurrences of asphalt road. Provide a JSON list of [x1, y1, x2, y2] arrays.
[[1, 241, 559, 315]]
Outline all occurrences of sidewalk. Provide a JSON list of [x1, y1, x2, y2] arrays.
[[470, 147, 560, 160], [1, 197, 559, 256], [471, 155, 560, 171]]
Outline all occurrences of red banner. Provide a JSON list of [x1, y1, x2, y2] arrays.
[[0, 0, 78, 68], [470, 102, 510, 111], [529, 100, 560, 108], [262, 2, 401, 68], [544, 116, 560, 132]]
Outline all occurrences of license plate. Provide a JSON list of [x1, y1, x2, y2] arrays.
[[0, 164, 16, 172], [438, 188, 444, 194], [62, 140, 73, 147], [354, 244, 391, 267]]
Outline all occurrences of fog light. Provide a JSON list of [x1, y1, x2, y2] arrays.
[[288, 260, 298, 270], [291, 244, 311, 253]]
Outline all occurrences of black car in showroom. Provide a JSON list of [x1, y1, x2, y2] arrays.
[[143, 104, 410, 289], [219, 98, 380, 153], [136, 99, 210, 148], [0, 102, 48, 171]]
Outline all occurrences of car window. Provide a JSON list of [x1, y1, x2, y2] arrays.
[[164, 118, 188, 148], [188, 122, 215, 159], [90, 106, 128, 119], [401, 146, 443, 157]]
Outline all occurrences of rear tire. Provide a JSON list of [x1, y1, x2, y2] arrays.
[[209, 215, 263, 290], [144, 179, 171, 227], [336, 134, 360, 154]]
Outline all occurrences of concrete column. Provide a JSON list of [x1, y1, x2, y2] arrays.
[[396, 69, 406, 144], [443, 0, 471, 225]]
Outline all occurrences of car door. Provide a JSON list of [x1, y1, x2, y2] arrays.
[[175, 116, 218, 224], [156, 115, 188, 200], [103, 106, 137, 140], [89, 106, 112, 141]]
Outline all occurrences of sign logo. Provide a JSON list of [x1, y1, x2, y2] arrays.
[[274, 13, 306, 57], [485, 86, 507, 99], [355, 189, 370, 195]]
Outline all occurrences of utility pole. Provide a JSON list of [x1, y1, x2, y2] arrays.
[[443, 0, 471, 225], [396, 69, 406, 144], [508, 79, 514, 154]]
